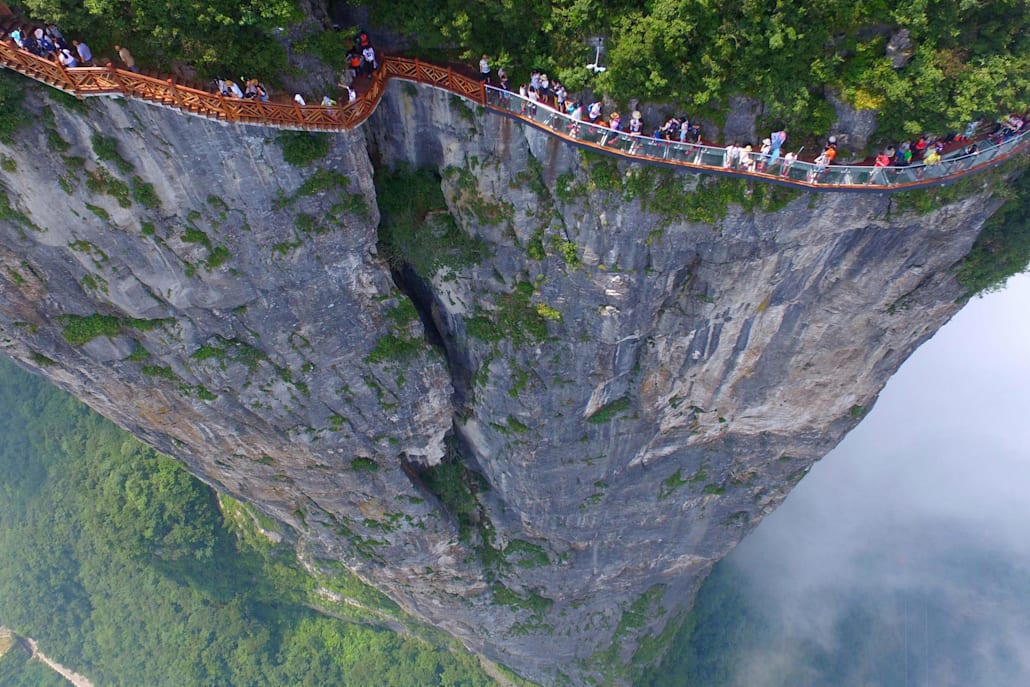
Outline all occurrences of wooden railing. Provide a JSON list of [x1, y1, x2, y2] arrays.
[[0, 42, 484, 132], [0, 36, 1025, 192]]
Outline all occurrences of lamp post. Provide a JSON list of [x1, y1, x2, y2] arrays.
[[586, 36, 606, 74]]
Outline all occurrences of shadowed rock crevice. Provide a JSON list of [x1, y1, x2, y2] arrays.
[[388, 263, 475, 411]]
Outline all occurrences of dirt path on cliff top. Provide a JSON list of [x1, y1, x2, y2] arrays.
[[22, 636, 95, 687]]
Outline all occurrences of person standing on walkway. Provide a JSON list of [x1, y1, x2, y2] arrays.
[[767, 129, 787, 171], [113, 45, 138, 72], [867, 149, 891, 185], [73, 40, 92, 66], [346, 49, 361, 82], [46, 24, 66, 48], [361, 45, 376, 78], [479, 54, 491, 84], [57, 47, 77, 68]]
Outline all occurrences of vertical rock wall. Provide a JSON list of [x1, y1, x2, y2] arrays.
[[0, 80, 1014, 685]]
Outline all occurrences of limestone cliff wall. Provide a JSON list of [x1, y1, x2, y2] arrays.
[[0, 80, 1009, 685]]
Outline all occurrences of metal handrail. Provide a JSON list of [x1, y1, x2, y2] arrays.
[[0, 34, 1025, 193], [483, 86, 1030, 192]]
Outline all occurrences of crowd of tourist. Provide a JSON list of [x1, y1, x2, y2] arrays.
[[1, 6, 1024, 181], [485, 60, 1027, 181], [0, 16, 142, 75], [0, 8, 378, 114]]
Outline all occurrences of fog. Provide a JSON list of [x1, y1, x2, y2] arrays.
[[721, 273, 1030, 687]]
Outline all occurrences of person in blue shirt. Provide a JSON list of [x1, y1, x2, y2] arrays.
[[73, 40, 93, 66]]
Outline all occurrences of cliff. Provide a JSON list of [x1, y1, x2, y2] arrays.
[[0, 78, 1012, 685]]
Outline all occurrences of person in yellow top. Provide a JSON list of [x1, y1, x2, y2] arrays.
[[917, 144, 942, 178]]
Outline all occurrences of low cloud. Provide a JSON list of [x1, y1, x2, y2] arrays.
[[721, 273, 1030, 687]]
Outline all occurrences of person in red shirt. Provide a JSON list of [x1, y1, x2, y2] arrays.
[[868, 149, 892, 185]]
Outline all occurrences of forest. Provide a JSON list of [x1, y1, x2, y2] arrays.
[[9, 0, 1029, 142], [0, 357, 497, 686]]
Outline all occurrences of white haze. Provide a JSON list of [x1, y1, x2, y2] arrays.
[[724, 272, 1030, 687]]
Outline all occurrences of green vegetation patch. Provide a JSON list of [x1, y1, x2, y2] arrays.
[[377, 166, 490, 277], [85, 203, 111, 221], [587, 396, 632, 424], [366, 333, 423, 364], [444, 165, 515, 226], [91, 133, 133, 174], [140, 365, 177, 381], [492, 584, 554, 615], [180, 226, 231, 270], [277, 131, 331, 167], [0, 188, 32, 227], [363, 0, 1027, 141], [421, 458, 483, 529], [60, 313, 122, 345], [0, 71, 32, 142], [297, 29, 355, 69], [351, 457, 379, 472], [132, 177, 161, 209], [504, 539, 550, 568], [956, 165, 1030, 297], [465, 281, 552, 347], [579, 152, 802, 225], [659, 469, 689, 500], [586, 585, 668, 683], [296, 169, 349, 197], [60, 313, 169, 346]]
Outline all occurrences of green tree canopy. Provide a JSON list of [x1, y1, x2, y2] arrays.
[[21, 0, 303, 80], [357, 0, 1029, 141]]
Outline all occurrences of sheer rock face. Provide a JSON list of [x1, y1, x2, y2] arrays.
[[0, 82, 1003, 685]]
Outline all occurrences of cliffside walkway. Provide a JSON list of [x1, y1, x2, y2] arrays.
[[0, 35, 1026, 193]]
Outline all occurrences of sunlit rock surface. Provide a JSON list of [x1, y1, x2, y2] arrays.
[[0, 81, 1007, 685]]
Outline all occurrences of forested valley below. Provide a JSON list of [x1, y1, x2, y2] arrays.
[[0, 356, 497, 687]]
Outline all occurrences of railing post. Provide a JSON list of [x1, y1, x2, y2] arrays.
[[292, 100, 305, 129], [216, 90, 231, 122], [167, 78, 181, 110], [54, 59, 75, 96], [106, 62, 127, 96], [447, 66, 453, 93]]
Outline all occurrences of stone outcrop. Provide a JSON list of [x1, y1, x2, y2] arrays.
[[0, 79, 1013, 685], [886, 28, 914, 69]]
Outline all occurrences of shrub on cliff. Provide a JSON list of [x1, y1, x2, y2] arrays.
[[276, 131, 331, 166], [0, 72, 32, 143]]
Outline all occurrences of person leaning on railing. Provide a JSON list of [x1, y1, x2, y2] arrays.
[[56, 45, 76, 68]]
